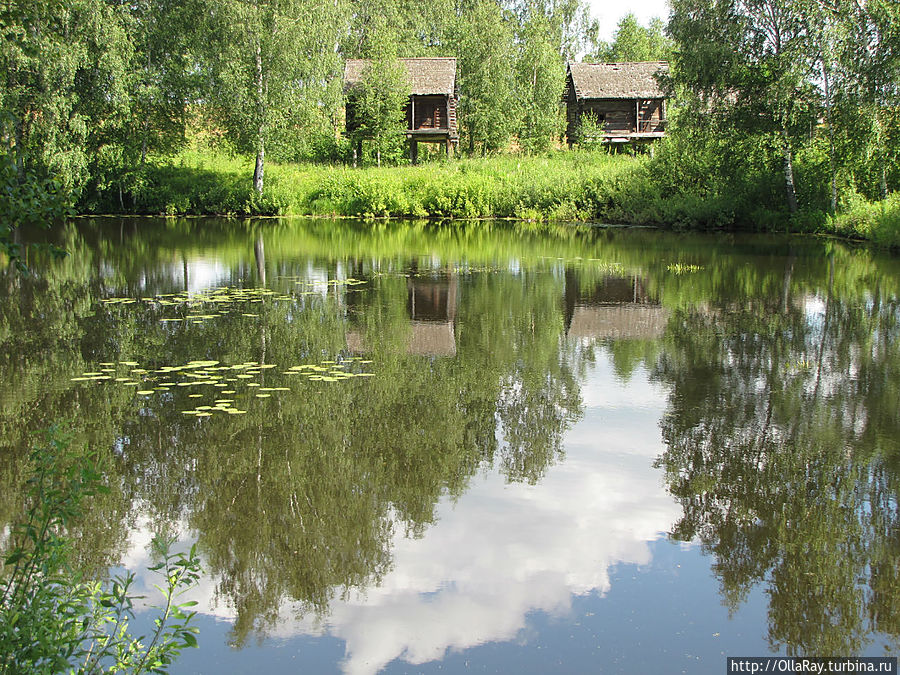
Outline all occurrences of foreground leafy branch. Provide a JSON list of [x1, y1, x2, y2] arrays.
[[0, 427, 201, 674]]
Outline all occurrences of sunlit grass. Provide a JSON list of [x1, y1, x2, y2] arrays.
[[134, 148, 647, 221]]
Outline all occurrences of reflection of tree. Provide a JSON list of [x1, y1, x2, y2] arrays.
[[487, 273, 581, 484], [653, 260, 900, 655], [0, 219, 585, 646], [13, 217, 900, 656]]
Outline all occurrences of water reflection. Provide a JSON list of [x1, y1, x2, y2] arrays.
[[1, 219, 900, 670], [653, 265, 900, 655], [124, 359, 675, 675]]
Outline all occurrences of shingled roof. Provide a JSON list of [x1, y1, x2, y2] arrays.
[[567, 61, 669, 100], [344, 58, 457, 96]]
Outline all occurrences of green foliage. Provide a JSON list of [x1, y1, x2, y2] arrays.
[[200, 0, 348, 192], [515, 9, 566, 153], [447, 0, 519, 153], [352, 48, 409, 167], [0, 0, 133, 196], [0, 151, 72, 267], [659, 0, 900, 234], [573, 112, 606, 150], [4, 0, 897, 244], [589, 14, 673, 62], [0, 427, 201, 674], [826, 193, 900, 248]]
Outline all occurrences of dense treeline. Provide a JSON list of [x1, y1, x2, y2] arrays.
[[660, 0, 900, 237], [0, 0, 599, 205], [1, 0, 899, 241]]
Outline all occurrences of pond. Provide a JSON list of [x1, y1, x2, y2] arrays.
[[1, 218, 899, 673]]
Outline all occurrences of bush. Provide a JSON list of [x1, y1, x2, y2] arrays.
[[0, 152, 72, 267], [0, 427, 201, 674], [827, 193, 900, 248]]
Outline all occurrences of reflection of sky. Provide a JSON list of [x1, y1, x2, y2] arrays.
[[125, 357, 681, 674]]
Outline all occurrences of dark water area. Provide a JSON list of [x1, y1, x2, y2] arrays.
[[2, 218, 900, 673]]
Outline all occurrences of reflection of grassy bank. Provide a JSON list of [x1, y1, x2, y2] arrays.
[[83, 150, 900, 249]]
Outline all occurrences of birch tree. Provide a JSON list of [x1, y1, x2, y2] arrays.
[[202, 0, 347, 193], [447, 0, 518, 153], [515, 6, 566, 152], [353, 53, 408, 166], [669, 0, 819, 213]]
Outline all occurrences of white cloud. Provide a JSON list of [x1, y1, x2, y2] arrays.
[[125, 354, 682, 675]]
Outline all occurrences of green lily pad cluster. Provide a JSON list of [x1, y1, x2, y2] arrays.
[[100, 286, 304, 323], [101, 281, 369, 324], [70, 357, 375, 417], [283, 360, 375, 382]]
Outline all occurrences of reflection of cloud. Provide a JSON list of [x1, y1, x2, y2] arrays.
[[124, 359, 680, 675]]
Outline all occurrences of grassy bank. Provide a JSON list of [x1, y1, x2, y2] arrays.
[[81, 148, 900, 248], [95, 149, 739, 228], [109, 150, 647, 221], [824, 193, 900, 248]]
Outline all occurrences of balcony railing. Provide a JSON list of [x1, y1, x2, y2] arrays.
[[636, 119, 667, 133]]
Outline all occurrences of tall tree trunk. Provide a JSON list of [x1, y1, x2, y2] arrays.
[[781, 129, 799, 215], [252, 38, 265, 194], [822, 59, 837, 214], [140, 118, 149, 167], [253, 137, 265, 194]]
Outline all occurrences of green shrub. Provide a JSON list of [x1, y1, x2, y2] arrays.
[[0, 152, 72, 267], [828, 193, 900, 248], [0, 427, 201, 675]]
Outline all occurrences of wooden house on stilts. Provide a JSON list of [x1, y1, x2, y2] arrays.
[[564, 61, 669, 146], [344, 57, 459, 163]]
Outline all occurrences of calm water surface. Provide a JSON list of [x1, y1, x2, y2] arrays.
[[2, 218, 899, 673]]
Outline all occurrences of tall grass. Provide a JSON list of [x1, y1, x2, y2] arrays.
[[97, 148, 742, 229], [825, 192, 900, 248], [82, 147, 900, 248], [100, 149, 665, 222]]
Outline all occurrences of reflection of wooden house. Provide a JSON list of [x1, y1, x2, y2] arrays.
[[567, 306, 669, 340], [346, 273, 459, 357], [564, 62, 669, 145], [346, 322, 457, 357], [564, 272, 668, 340], [344, 58, 459, 162], [408, 275, 457, 322]]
